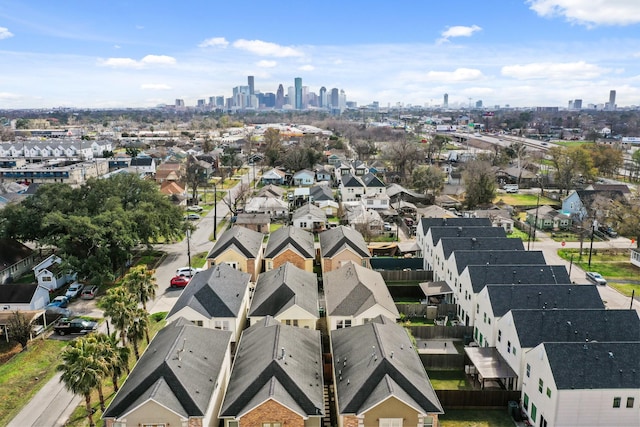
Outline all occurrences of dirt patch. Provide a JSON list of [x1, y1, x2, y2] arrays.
[[0, 341, 22, 364]]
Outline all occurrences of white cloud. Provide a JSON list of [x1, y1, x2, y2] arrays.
[[418, 68, 485, 82], [502, 61, 608, 80], [140, 55, 176, 65], [441, 25, 482, 39], [257, 60, 277, 68], [198, 37, 229, 48], [113, 45, 121, 49], [0, 27, 14, 40], [528, 0, 640, 26], [299, 64, 315, 71], [140, 83, 172, 90], [232, 39, 303, 57], [0, 92, 20, 99], [98, 55, 176, 69]]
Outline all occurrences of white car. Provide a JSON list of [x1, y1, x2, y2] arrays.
[[586, 271, 607, 286], [65, 282, 84, 299], [187, 205, 203, 212], [176, 267, 203, 277]]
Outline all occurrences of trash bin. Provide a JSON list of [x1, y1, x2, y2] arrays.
[[508, 401, 521, 421]]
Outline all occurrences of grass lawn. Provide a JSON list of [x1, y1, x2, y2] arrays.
[[553, 140, 595, 148], [427, 370, 473, 390], [270, 223, 284, 233], [0, 339, 69, 426], [508, 228, 529, 241], [549, 231, 584, 242], [191, 251, 209, 269], [557, 249, 640, 278], [439, 409, 515, 427], [609, 283, 640, 298], [494, 193, 559, 207], [65, 314, 167, 427]]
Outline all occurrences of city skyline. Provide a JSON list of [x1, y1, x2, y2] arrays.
[[1, 1, 640, 109]]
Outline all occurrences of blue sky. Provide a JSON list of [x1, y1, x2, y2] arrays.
[[1, 0, 640, 109]]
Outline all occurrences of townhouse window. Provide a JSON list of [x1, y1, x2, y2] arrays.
[[523, 393, 529, 411], [285, 319, 299, 327], [531, 404, 537, 424], [379, 419, 403, 427], [337, 319, 351, 329], [143, 424, 166, 427], [262, 423, 282, 427], [483, 312, 486, 323], [487, 317, 491, 325], [191, 320, 203, 327], [626, 397, 635, 408], [613, 397, 621, 408], [512, 346, 516, 356], [507, 341, 511, 353], [538, 378, 544, 393], [474, 327, 478, 339], [498, 330, 502, 342], [546, 387, 551, 398], [526, 363, 531, 378], [476, 304, 479, 314]]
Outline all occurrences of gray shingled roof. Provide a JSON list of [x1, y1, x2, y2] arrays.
[[292, 204, 327, 222], [427, 226, 506, 247], [543, 341, 640, 390], [450, 250, 546, 274], [466, 264, 570, 293], [341, 174, 365, 188], [103, 320, 232, 419], [511, 309, 640, 349], [420, 217, 491, 234], [0, 239, 33, 266], [309, 185, 334, 201], [361, 172, 385, 187], [324, 262, 399, 318], [486, 284, 604, 317], [0, 284, 39, 304], [207, 226, 264, 259], [331, 315, 443, 416], [248, 263, 319, 318], [166, 264, 251, 319], [264, 226, 315, 259], [319, 225, 370, 258], [439, 237, 524, 259], [219, 317, 324, 418]]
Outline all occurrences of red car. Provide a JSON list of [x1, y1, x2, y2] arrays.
[[170, 275, 190, 288]]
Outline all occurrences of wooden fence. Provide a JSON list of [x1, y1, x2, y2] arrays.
[[396, 303, 457, 318], [420, 353, 465, 370], [379, 269, 432, 282], [406, 325, 473, 340], [435, 389, 521, 408]]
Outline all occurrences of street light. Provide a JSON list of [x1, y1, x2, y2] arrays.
[[588, 219, 598, 268], [186, 228, 192, 270]]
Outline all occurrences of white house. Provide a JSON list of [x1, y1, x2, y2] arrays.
[[0, 284, 50, 311], [244, 196, 288, 218], [339, 174, 365, 202], [292, 169, 315, 186], [32, 255, 76, 291], [521, 341, 640, 427]]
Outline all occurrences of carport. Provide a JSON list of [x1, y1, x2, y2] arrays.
[[464, 346, 518, 390], [419, 280, 454, 304], [0, 310, 47, 342]]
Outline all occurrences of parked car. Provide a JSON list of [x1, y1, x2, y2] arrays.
[[586, 271, 607, 286], [47, 295, 69, 309], [598, 225, 618, 238], [187, 205, 203, 212], [65, 282, 84, 299], [184, 213, 201, 220], [80, 285, 99, 299], [384, 222, 392, 231], [170, 275, 190, 288], [175, 267, 203, 277], [54, 318, 98, 336]]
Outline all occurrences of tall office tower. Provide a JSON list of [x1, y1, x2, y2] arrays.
[[319, 86, 327, 108], [568, 100, 574, 110], [443, 93, 449, 108], [197, 99, 206, 108], [302, 86, 309, 109], [287, 86, 295, 106], [215, 96, 225, 107], [339, 89, 346, 111], [175, 99, 185, 108], [330, 88, 339, 108], [475, 100, 483, 108], [209, 96, 216, 106], [608, 90, 616, 110], [248, 76, 255, 96], [573, 99, 582, 110], [275, 84, 285, 109], [294, 77, 303, 109], [232, 86, 250, 109]]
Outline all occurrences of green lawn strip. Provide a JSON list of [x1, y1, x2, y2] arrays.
[[553, 140, 594, 148], [494, 194, 559, 207], [439, 409, 516, 427], [508, 228, 529, 241], [65, 314, 167, 427], [549, 232, 585, 242], [270, 223, 284, 233], [557, 249, 640, 278], [191, 251, 209, 269], [608, 283, 640, 298], [427, 370, 473, 391], [0, 339, 68, 426]]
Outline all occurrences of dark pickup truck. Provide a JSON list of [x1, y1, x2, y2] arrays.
[[54, 318, 98, 336]]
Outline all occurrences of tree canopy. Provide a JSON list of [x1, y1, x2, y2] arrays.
[[463, 160, 496, 209], [0, 174, 183, 284]]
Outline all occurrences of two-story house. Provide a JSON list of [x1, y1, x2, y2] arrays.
[[207, 226, 264, 281], [318, 226, 371, 272], [264, 226, 315, 272]]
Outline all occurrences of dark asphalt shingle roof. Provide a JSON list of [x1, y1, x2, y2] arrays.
[[309, 185, 334, 201], [319, 225, 370, 258], [486, 284, 604, 317], [166, 264, 251, 319], [291, 204, 327, 222], [207, 226, 263, 259], [331, 315, 443, 415], [324, 262, 399, 318], [450, 250, 546, 274], [103, 321, 232, 419], [439, 237, 524, 259], [543, 341, 640, 390], [419, 217, 491, 235], [341, 174, 364, 188], [0, 284, 38, 303], [427, 226, 506, 247], [0, 239, 33, 267], [219, 317, 324, 418], [511, 309, 640, 349], [264, 226, 315, 259], [361, 172, 385, 187], [249, 263, 319, 318], [465, 264, 570, 293]]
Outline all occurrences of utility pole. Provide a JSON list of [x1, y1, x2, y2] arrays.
[[588, 219, 597, 268], [213, 180, 217, 240], [186, 228, 192, 270]]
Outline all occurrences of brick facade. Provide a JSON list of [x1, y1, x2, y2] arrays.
[[273, 249, 307, 271], [239, 399, 305, 427]]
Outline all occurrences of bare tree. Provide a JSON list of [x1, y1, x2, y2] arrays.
[[222, 183, 251, 216], [383, 138, 420, 183]]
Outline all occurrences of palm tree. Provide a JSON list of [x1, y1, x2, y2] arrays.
[[98, 287, 137, 346], [127, 308, 150, 360], [57, 338, 102, 427], [94, 332, 130, 393], [122, 265, 156, 310]]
